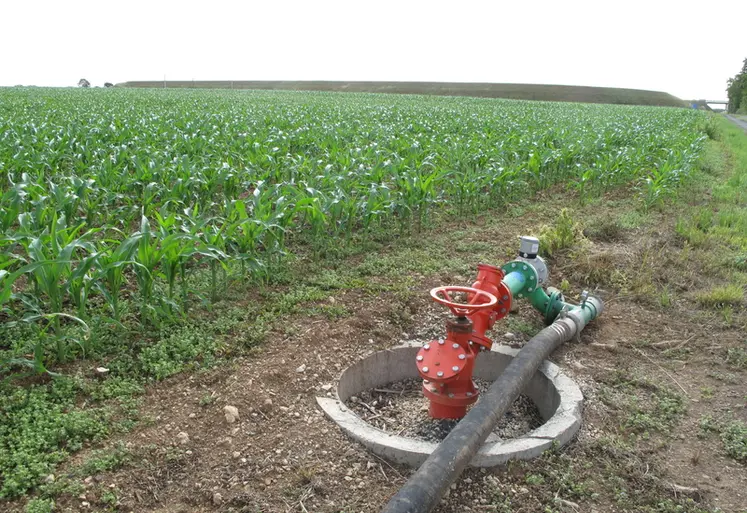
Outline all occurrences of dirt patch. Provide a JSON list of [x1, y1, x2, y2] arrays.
[[345, 378, 542, 443]]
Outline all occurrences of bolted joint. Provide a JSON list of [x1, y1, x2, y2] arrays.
[[446, 317, 473, 335]]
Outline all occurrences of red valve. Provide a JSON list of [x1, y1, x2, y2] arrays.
[[468, 264, 512, 350], [418, 287, 498, 419], [420, 269, 517, 419], [430, 286, 497, 317]]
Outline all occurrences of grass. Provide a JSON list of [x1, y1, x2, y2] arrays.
[[505, 317, 544, 338], [618, 210, 648, 229], [599, 372, 687, 438], [725, 347, 747, 369], [482, 438, 718, 513], [696, 284, 744, 308], [583, 218, 626, 242], [671, 117, 747, 317]]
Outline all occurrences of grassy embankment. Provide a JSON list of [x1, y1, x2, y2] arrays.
[[116, 81, 687, 107]]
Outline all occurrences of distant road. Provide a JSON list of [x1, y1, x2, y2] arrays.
[[725, 114, 747, 131]]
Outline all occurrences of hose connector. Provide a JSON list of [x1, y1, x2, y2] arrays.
[[566, 292, 603, 334]]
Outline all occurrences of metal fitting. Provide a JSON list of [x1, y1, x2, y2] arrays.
[[586, 295, 604, 317], [516, 236, 549, 285], [518, 236, 540, 258], [565, 309, 586, 335]]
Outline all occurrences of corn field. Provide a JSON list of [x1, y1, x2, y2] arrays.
[[0, 88, 706, 372]]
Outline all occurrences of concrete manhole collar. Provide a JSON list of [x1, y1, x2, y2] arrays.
[[316, 344, 583, 467]]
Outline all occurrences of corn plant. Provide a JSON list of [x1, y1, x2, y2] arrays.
[[66, 252, 100, 320], [184, 217, 229, 303], [94, 235, 141, 322], [17, 216, 94, 359], [0, 87, 708, 366]]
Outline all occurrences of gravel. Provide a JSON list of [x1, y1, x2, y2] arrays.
[[345, 378, 542, 442]]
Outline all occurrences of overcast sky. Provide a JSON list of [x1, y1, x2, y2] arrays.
[[1, 0, 744, 101]]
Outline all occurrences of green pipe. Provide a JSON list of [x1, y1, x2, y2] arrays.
[[528, 286, 552, 314], [503, 266, 603, 327], [502, 271, 526, 297]]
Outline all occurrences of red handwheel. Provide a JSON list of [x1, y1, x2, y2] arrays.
[[430, 286, 497, 317]]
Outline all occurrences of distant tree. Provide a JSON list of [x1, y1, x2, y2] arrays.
[[104, 82, 114, 88], [78, 78, 91, 88], [726, 58, 747, 113]]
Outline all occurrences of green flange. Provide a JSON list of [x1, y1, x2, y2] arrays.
[[543, 288, 566, 324], [501, 260, 567, 325]]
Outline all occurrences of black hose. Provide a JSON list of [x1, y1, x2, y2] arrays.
[[381, 318, 577, 513]]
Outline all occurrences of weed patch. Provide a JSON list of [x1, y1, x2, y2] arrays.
[[598, 373, 686, 438], [0, 378, 109, 498], [539, 209, 587, 257], [23, 498, 54, 513], [696, 285, 744, 308], [699, 415, 747, 463], [720, 420, 747, 462], [725, 347, 747, 369], [584, 218, 625, 242]]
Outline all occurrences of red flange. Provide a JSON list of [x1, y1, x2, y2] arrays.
[[492, 281, 512, 319], [416, 339, 468, 381], [417, 291, 494, 419]]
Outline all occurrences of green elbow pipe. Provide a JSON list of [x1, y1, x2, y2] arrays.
[[502, 263, 603, 328]]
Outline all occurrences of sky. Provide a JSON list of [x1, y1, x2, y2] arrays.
[[1, 0, 744, 101]]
